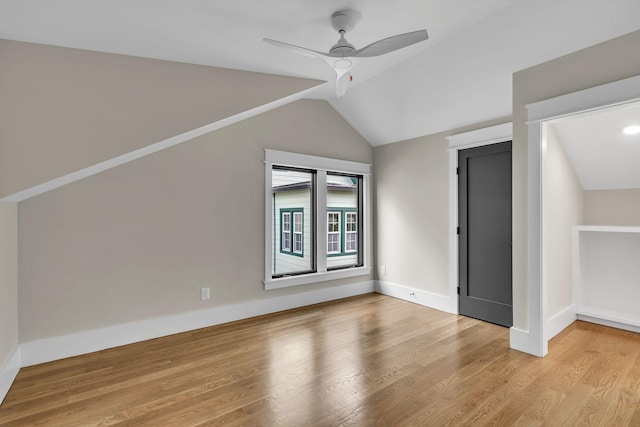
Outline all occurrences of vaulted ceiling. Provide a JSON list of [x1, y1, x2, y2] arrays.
[[551, 101, 640, 191], [1, 0, 640, 146]]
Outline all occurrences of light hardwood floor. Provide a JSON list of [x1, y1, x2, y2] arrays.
[[1, 294, 639, 426]]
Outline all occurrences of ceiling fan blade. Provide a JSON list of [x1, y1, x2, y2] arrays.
[[351, 29, 428, 57], [335, 68, 351, 98], [263, 38, 330, 60]]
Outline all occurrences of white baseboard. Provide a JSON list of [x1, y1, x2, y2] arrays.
[[21, 281, 375, 367], [375, 280, 456, 314], [0, 345, 21, 406], [375, 281, 542, 357], [545, 304, 577, 341], [577, 313, 640, 334], [509, 327, 530, 354]]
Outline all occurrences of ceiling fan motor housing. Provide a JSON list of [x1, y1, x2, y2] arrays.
[[331, 10, 358, 33], [330, 10, 360, 55]]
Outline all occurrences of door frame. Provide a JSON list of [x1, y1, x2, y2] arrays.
[[526, 74, 640, 357], [447, 123, 513, 316]]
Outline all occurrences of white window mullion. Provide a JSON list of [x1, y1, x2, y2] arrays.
[[316, 170, 327, 273]]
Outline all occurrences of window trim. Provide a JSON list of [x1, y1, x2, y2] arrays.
[[265, 149, 372, 290]]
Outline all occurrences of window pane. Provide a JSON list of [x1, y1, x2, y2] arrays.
[[327, 211, 341, 254], [345, 212, 357, 252], [272, 168, 314, 276], [326, 173, 361, 269], [282, 212, 291, 251]]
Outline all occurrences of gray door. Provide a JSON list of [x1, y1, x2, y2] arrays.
[[458, 141, 512, 327]]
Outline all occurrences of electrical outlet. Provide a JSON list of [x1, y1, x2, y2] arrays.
[[201, 287, 210, 301], [380, 266, 386, 275]]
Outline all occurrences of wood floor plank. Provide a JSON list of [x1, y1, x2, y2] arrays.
[[2, 294, 640, 426]]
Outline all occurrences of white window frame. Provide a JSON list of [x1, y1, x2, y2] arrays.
[[265, 149, 372, 290], [327, 211, 341, 254]]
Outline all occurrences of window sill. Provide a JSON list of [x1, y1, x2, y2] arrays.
[[264, 266, 372, 290]]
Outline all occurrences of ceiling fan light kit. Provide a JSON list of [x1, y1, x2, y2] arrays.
[[263, 9, 428, 97]]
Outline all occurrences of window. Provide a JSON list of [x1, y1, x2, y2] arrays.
[[271, 168, 314, 277], [326, 172, 360, 270], [326, 209, 357, 257], [280, 209, 303, 256], [293, 211, 303, 254], [265, 150, 371, 289], [327, 212, 341, 254], [345, 211, 357, 252], [281, 212, 291, 251]]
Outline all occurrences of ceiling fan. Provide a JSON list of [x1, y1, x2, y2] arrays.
[[264, 9, 428, 97]]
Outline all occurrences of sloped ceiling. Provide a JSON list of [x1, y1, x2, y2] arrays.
[[550, 101, 640, 191], [1, 0, 640, 149], [0, 39, 322, 200]]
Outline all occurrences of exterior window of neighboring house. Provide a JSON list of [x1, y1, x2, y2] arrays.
[[266, 150, 371, 289], [345, 211, 357, 252], [326, 208, 357, 257], [281, 212, 291, 252], [280, 208, 304, 256], [293, 211, 303, 254], [327, 212, 341, 254]]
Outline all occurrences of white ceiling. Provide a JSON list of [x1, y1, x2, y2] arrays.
[[550, 101, 640, 191], [1, 0, 640, 146]]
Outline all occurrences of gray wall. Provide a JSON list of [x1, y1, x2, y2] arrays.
[[0, 202, 18, 369], [372, 119, 508, 298], [373, 131, 450, 294], [18, 99, 373, 342], [584, 189, 640, 226], [545, 127, 584, 319], [1, 39, 367, 344]]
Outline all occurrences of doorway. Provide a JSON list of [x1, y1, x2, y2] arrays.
[[458, 141, 513, 327]]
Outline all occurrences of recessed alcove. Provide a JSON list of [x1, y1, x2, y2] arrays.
[[573, 225, 640, 332]]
